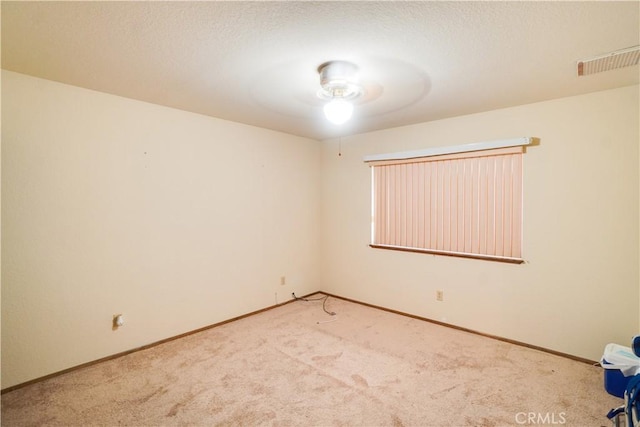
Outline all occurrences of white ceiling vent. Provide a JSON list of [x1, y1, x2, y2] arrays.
[[578, 45, 640, 76]]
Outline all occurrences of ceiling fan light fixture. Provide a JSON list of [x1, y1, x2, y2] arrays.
[[317, 61, 363, 125], [323, 98, 354, 125]]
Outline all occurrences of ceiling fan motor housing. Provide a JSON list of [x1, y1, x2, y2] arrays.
[[317, 61, 363, 100]]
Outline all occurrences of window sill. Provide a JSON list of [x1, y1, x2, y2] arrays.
[[369, 244, 525, 264]]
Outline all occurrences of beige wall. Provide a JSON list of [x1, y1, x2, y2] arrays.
[[1, 71, 321, 388], [2, 69, 638, 389], [320, 85, 639, 361]]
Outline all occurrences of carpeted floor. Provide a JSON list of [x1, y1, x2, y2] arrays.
[[1, 294, 622, 426]]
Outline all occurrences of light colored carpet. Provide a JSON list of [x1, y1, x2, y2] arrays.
[[1, 294, 621, 426]]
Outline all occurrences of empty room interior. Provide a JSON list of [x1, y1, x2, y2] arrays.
[[1, 1, 639, 426]]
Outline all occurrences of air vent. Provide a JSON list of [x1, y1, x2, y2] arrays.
[[578, 45, 640, 76]]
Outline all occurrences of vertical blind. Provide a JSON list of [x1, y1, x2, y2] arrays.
[[369, 146, 523, 263]]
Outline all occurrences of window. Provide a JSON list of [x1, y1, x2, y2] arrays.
[[366, 139, 529, 264]]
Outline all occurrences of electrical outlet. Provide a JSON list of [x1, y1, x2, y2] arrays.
[[112, 314, 124, 329], [280, 276, 286, 286], [436, 290, 444, 301]]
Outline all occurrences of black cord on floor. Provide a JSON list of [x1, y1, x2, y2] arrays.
[[292, 293, 336, 316]]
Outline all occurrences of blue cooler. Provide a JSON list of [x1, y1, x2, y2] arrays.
[[602, 343, 640, 398]]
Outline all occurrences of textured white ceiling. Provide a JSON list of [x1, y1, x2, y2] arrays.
[[2, 1, 639, 140]]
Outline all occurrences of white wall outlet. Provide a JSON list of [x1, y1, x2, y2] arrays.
[[113, 314, 124, 328], [436, 290, 444, 301], [280, 276, 286, 286]]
